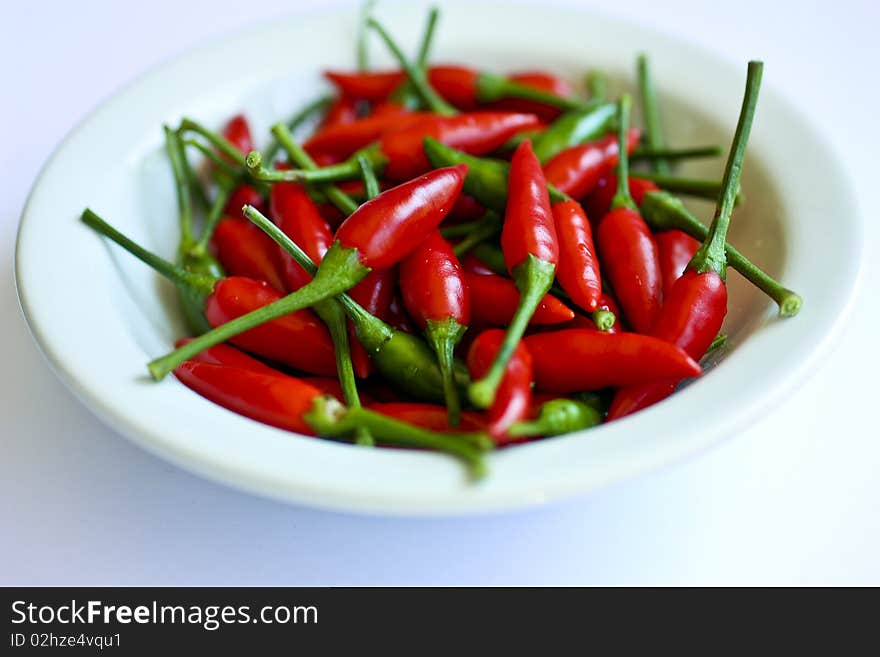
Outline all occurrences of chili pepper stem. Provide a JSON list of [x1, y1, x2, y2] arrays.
[[592, 309, 616, 331], [247, 149, 371, 185], [476, 72, 586, 111], [640, 190, 801, 316], [366, 17, 457, 116], [425, 318, 467, 426], [586, 71, 608, 103], [637, 53, 671, 176], [357, 153, 381, 199], [611, 94, 637, 211], [81, 209, 215, 297], [689, 61, 763, 279], [163, 126, 195, 246], [632, 145, 723, 161], [637, 172, 744, 205], [271, 124, 359, 216], [147, 243, 371, 380], [305, 396, 490, 479], [469, 254, 556, 408], [357, 0, 376, 71], [192, 184, 233, 253], [179, 117, 248, 168], [507, 399, 602, 438]]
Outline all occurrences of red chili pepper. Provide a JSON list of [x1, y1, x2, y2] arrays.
[[324, 69, 406, 101], [269, 179, 372, 379], [335, 164, 467, 269], [221, 114, 254, 157], [303, 109, 426, 161], [543, 129, 640, 200], [464, 270, 573, 326], [378, 111, 542, 181], [269, 181, 335, 291], [150, 165, 471, 380], [212, 217, 288, 293], [584, 174, 660, 221], [367, 402, 485, 432], [551, 199, 602, 312], [469, 139, 558, 409], [488, 71, 575, 120], [595, 96, 662, 333], [320, 95, 360, 129], [300, 376, 355, 403], [223, 184, 265, 217], [174, 361, 320, 434], [655, 230, 701, 298], [204, 277, 338, 376], [524, 329, 701, 392], [608, 61, 763, 420], [174, 338, 276, 374], [400, 231, 470, 424], [467, 329, 533, 443]]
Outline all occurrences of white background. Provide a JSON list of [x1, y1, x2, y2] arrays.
[[2, 0, 878, 585]]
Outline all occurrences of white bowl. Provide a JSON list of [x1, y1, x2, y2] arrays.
[[15, 1, 863, 515]]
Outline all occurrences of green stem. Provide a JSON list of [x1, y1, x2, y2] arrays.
[[637, 172, 744, 204], [591, 309, 616, 331], [632, 145, 723, 161], [304, 397, 490, 480], [264, 95, 333, 162], [416, 6, 440, 67], [451, 213, 502, 257], [178, 117, 247, 169], [637, 54, 671, 176], [181, 137, 240, 178], [194, 184, 233, 252], [425, 318, 467, 426], [357, 0, 376, 71], [147, 244, 370, 380], [81, 209, 214, 297], [476, 73, 587, 111], [469, 255, 556, 408], [271, 123, 360, 216], [367, 17, 457, 116], [611, 94, 636, 211], [640, 189, 801, 317], [586, 71, 608, 103], [357, 152, 381, 199], [246, 149, 364, 184], [164, 125, 195, 245], [508, 399, 602, 438], [690, 61, 763, 278]]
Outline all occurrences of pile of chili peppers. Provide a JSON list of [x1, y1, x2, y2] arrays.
[[80, 7, 802, 480]]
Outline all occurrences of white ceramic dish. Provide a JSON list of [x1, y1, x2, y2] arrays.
[[15, 1, 862, 515]]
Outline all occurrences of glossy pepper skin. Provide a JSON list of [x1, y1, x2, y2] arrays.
[[655, 230, 701, 297], [174, 361, 320, 435], [204, 277, 338, 376], [468, 140, 559, 409], [543, 129, 640, 200], [303, 110, 426, 162], [400, 230, 470, 424], [488, 71, 575, 121], [463, 269, 574, 326], [524, 329, 701, 392], [335, 164, 468, 269], [551, 200, 602, 313], [595, 97, 663, 333], [608, 61, 764, 420], [319, 95, 360, 129], [378, 111, 542, 181], [212, 217, 288, 293], [400, 231, 470, 330], [224, 184, 265, 217], [467, 329, 533, 442]]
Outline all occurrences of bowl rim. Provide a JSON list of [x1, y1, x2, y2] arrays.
[[14, 0, 865, 516]]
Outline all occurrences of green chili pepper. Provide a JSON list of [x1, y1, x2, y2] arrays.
[[640, 190, 802, 317], [530, 102, 616, 163], [507, 399, 602, 438]]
